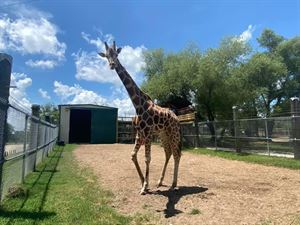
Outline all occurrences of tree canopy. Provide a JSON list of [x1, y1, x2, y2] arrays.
[[142, 29, 300, 121]]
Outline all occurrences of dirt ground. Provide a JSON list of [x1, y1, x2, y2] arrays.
[[74, 144, 300, 225]]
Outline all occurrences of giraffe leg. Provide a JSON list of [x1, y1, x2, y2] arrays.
[[171, 155, 180, 189], [140, 140, 151, 195], [157, 147, 171, 187], [171, 137, 182, 190], [131, 136, 144, 186]]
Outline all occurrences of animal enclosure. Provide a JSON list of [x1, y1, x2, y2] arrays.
[[75, 144, 300, 225]]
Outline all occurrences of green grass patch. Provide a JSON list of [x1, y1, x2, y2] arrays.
[[189, 208, 201, 215], [0, 144, 132, 225], [185, 148, 300, 170]]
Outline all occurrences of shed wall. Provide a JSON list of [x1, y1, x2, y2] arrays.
[[91, 108, 118, 144], [59, 106, 70, 143]]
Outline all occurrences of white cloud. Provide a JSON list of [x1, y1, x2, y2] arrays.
[[0, 15, 66, 58], [53, 81, 107, 105], [72, 51, 120, 85], [111, 98, 135, 116], [0, 5, 66, 69], [26, 59, 58, 69], [9, 73, 32, 110], [238, 25, 255, 42], [38, 88, 51, 100], [81, 31, 114, 50], [73, 33, 146, 86], [53, 81, 135, 116]]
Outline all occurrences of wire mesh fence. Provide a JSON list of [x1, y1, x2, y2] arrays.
[[181, 116, 300, 158], [117, 116, 136, 143], [116, 114, 299, 159], [0, 102, 58, 200]]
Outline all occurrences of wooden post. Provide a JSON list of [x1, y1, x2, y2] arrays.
[[291, 97, 300, 159], [0, 53, 13, 202]]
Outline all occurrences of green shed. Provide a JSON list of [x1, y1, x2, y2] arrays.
[[58, 104, 118, 144]]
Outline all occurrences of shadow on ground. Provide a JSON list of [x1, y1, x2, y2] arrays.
[[0, 146, 64, 225], [150, 186, 208, 218]]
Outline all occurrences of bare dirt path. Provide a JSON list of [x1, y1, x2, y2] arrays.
[[74, 144, 300, 225]]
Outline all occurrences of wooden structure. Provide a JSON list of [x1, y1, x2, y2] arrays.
[[117, 117, 136, 143], [178, 112, 196, 122]]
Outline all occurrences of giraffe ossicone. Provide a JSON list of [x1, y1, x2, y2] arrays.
[[98, 41, 182, 195]]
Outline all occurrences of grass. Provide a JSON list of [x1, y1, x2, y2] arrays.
[[184, 147, 300, 170], [189, 208, 201, 215], [0, 144, 133, 225]]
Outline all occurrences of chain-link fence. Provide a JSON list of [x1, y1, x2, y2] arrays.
[[117, 113, 300, 159], [181, 115, 300, 158], [0, 53, 58, 201], [0, 103, 58, 200]]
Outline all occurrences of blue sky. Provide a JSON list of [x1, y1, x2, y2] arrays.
[[0, 0, 299, 116]]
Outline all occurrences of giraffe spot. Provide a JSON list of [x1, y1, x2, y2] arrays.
[[134, 87, 140, 96], [143, 101, 150, 110], [139, 121, 146, 129], [131, 95, 140, 105], [136, 106, 143, 115], [142, 112, 149, 121], [154, 115, 159, 124], [148, 109, 154, 116], [146, 117, 153, 126], [159, 117, 164, 124]]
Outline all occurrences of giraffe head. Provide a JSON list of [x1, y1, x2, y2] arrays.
[[98, 41, 122, 70]]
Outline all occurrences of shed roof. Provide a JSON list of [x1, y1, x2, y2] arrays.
[[58, 104, 118, 110]]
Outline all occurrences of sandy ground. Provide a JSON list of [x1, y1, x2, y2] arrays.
[[74, 144, 300, 225]]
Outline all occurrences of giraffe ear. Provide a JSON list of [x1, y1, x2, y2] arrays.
[[98, 52, 106, 58], [117, 47, 122, 54]]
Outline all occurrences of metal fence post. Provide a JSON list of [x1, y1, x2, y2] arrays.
[[291, 97, 300, 159], [233, 106, 241, 153], [31, 104, 40, 171], [21, 115, 28, 182], [0, 53, 13, 202], [264, 118, 270, 156], [214, 121, 217, 150], [44, 115, 50, 157], [194, 115, 199, 148]]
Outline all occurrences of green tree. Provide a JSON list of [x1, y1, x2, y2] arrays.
[[143, 48, 165, 80], [143, 45, 201, 107], [257, 29, 284, 52], [241, 53, 288, 117], [254, 29, 300, 116], [192, 38, 251, 121], [40, 104, 59, 124], [277, 37, 300, 97]]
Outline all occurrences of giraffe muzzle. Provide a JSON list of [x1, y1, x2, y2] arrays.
[[109, 63, 116, 70]]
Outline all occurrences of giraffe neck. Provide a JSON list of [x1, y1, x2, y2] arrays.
[[115, 59, 152, 114]]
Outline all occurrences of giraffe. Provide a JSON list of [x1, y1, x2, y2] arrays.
[[98, 41, 181, 195]]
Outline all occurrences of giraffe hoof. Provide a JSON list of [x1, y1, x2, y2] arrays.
[[169, 186, 179, 191], [140, 189, 147, 195], [157, 182, 162, 188]]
